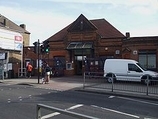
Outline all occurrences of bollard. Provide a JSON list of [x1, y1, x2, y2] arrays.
[[83, 72, 86, 89], [111, 74, 114, 92], [146, 75, 149, 96]]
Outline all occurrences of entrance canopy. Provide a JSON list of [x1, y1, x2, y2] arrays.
[[67, 42, 93, 50]]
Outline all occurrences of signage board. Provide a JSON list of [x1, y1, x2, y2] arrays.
[[0, 28, 23, 51], [0, 52, 7, 60]]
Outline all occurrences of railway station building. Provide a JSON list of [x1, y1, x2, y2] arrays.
[[24, 14, 158, 76]]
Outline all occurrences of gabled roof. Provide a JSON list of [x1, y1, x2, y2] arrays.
[[47, 24, 70, 42], [67, 14, 97, 32], [47, 14, 124, 41], [91, 19, 124, 38], [0, 14, 30, 34]]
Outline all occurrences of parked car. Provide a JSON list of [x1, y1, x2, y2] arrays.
[[104, 59, 158, 84]]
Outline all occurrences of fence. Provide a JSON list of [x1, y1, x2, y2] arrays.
[[83, 72, 158, 97], [18, 68, 27, 77], [36, 104, 99, 119], [0, 68, 4, 80]]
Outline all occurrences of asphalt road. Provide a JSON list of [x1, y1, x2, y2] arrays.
[[0, 83, 158, 119]]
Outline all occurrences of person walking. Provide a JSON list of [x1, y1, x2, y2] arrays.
[[42, 64, 51, 84], [26, 63, 33, 78]]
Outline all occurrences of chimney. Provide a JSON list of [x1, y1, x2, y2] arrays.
[[126, 32, 130, 38], [4, 19, 7, 26], [20, 24, 26, 30]]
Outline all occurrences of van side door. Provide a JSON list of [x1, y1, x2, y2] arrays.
[[127, 63, 143, 82]]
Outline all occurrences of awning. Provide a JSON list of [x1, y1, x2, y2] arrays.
[[67, 42, 93, 50]]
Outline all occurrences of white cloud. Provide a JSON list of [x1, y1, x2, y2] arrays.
[[130, 25, 158, 37], [0, 6, 74, 45], [42, 0, 158, 6], [1, 0, 158, 45], [128, 0, 158, 15], [42, 0, 158, 15]]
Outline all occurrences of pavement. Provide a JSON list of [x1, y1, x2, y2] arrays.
[[0, 76, 158, 101], [0, 76, 84, 91]]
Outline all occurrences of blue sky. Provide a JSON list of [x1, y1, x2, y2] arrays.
[[0, 0, 158, 46]]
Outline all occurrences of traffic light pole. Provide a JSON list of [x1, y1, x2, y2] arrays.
[[37, 39, 40, 84], [34, 40, 50, 84]]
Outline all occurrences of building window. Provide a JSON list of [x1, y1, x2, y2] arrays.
[[138, 50, 156, 70], [53, 57, 66, 69], [66, 63, 72, 70]]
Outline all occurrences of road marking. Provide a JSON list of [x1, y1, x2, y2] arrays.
[[67, 104, 83, 110], [118, 96, 158, 106], [18, 96, 22, 101], [41, 112, 60, 119], [109, 96, 115, 98], [7, 99, 11, 103], [29, 95, 32, 98], [91, 105, 140, 118], [41, 104, 83, 119]]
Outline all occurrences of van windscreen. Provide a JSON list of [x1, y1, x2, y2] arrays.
[[136, 63, 147, 71]]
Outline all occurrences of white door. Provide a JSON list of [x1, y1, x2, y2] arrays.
[[127, 63, 143, 82]]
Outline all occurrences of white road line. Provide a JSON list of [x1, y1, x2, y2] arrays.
[[108, 96, 115, 98], [118, 96, 158, 106], [41, 104, 83, 119], [29, 95, 32, 98], [18, 96, 22, 101], [91, 105, 140, 119], [41, 112, 60, 119], [7, 99, 11, 103], [67, 104, 83, 110]]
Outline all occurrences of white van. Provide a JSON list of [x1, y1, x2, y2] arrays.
[[104, 59, 158, 84]]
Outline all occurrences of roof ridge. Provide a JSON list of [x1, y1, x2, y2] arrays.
[[0, 14, 30, 34]]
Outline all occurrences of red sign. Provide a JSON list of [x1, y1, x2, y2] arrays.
[[15, 36, 23, 42]]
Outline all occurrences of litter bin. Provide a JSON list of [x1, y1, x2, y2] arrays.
[[8, 70, 14, 78]]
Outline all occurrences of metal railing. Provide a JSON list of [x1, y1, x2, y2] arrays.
[[36, 104, 99, 119], [18, 68, 27, 77], [0, 68, 4, 80], [83, 72, 158, 96]]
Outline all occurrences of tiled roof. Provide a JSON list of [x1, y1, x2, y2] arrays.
[[91, 19, 124, 38], [47, 15, 125, 41], [0, 14, 30, 34], [47, 25, 70, 41]]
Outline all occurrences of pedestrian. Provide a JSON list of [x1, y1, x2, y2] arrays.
[[41, 65, 45, 83], [26, 63, 33, 78], [42, 64, 51, 84]]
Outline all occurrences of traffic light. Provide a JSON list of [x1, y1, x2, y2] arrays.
[[40, 45, 45, 53], [43, 40, 50, 53], [33, 42, 38, 54]]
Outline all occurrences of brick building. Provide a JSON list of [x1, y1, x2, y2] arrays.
[[0, 14, 30, 78], [24, 14, 158, 76]]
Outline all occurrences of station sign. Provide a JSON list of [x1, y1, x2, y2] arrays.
[[0, 28, 23, 51]]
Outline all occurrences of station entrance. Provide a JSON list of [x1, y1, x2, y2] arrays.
[[75, 56, 86, 75]]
